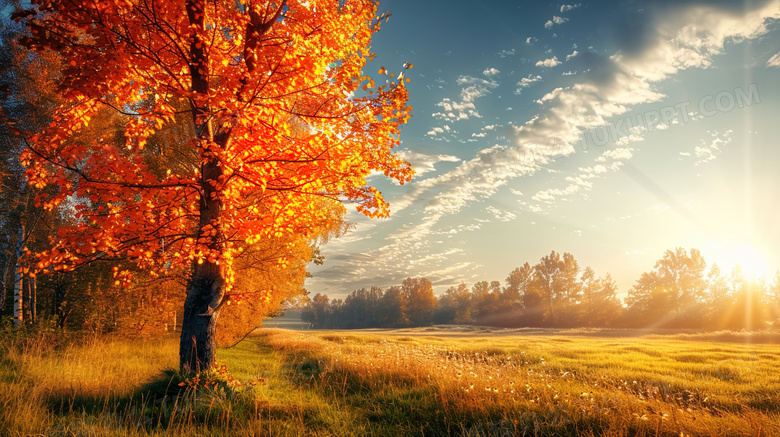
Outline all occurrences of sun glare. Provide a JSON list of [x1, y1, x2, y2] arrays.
[[710, 242, 769, 281]]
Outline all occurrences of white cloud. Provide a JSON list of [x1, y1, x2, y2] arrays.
[[545, 16, 569, 28], [530, 145, 635, 205], [498, 49, 516, 58], [535, 56, 561, 67], [560, 3, 581, 13], [566, 50, 579, 61], [433, 74, 499, 122], [517, 74, 542, 88], [526, 36, 538, 45], [515, 74, 542, 95], [483, 67, 500, 77], [768, 51, 780, 67], [426, 127, 444, 136], [596, 147, 634, 162], [511, 1, 780, 156], [398, 150, 461, 177], [308, 1, 780, 295], [432, 98, 480, 122], [693, 130, 733, 166], [486, 206, 517, 222]]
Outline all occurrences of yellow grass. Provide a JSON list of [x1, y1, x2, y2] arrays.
[[1, 326, 778, 436]]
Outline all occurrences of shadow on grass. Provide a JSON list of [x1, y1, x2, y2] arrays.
[[45, 369, 188, 427], [277, 348, 499, 436]]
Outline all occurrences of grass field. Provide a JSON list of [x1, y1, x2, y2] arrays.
[[1, 326, 779, 436]]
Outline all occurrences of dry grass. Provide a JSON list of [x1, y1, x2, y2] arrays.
[[1, 326, 778, 436]]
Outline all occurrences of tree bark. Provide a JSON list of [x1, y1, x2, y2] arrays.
[[178, 0, 232, 373], [30, 275, 36, 324], [179, 261, 223, 373], [0, 257, 8, 312], [13, 224, 24, 327], [178, 157, 225, 372]]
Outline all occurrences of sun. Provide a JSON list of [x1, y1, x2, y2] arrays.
[[710, 241, 769, 281]]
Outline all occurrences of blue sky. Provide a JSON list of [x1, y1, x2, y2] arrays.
[[306, 0, 780, 299]]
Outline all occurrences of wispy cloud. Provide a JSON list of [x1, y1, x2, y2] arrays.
[[398, 150, 461, 177], [510, 1, 780, 156], [486, 206, 518, 222], [560, 3, 581, 13], [309, 0, 780, 296], [417, 1, 779, 221], [515, 74, 542, 94], [768, 51, 780, 66], [693, 130, 733, 166], [432, 71, 500, 122]]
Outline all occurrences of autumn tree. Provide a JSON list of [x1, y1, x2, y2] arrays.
[[527, 251, 580, 326], [0, 11, 68, 327], [436, 283, 472, 324], [504, 264, 531, 307], [379, 285, 409, 327], [14, 0, 413, 372], [401, 277, 435, 326]]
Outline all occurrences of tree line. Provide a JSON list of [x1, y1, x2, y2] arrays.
[[303, 249, 780, 330]]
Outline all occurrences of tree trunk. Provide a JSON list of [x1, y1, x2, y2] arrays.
[[22, 276, 29, 324], [178, 141, 226, 373], [13, 270, 22, 327], [13, 224, 24, 327], [0, 257, 8, 312], [179, 261, 223, 373], [30, 275, 36, 324], [178, 0, 235, 373]]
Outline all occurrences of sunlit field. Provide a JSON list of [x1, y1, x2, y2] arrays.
[[1, 327, 778, 436]]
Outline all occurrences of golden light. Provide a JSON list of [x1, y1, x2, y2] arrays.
[[709, 241, 769, 281]]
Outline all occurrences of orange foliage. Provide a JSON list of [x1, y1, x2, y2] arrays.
[[15, 0, 413, 301]]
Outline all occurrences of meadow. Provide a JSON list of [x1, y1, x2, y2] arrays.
[[1, 326, 778, 436]]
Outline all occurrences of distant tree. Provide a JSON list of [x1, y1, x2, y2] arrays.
[[402, 277, 435, 326], [768, 271, 780, 326], [379, 286, 408, 328], [704, 264, 731, 325], [626, 248, 708, 328], [470, 281, 491, 320], [625, 270, 665, 327], [722, 267, 769, 330], [470, 280, 501, 324], [656, 248, 708, 325], [528, 251, 580, 326], [341, 287, 384, 328], [438, 283, 472, 324], [579, 267, 622, 327], [301, 293, 331, 329], [504, 264, 532, 307]]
